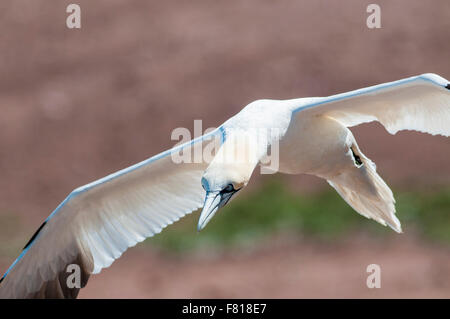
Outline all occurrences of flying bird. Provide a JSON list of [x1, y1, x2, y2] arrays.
[[1, 73, 449, 298]]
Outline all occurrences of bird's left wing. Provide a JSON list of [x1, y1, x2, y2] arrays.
[[289, 73, 449, 233], [0, 128, 223, 298], [294, 73, 450, 136]]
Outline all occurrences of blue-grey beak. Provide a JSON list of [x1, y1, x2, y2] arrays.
[[197, 190, 235, 231]]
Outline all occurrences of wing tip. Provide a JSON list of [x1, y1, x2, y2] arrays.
[[387, 219, 403, 234]]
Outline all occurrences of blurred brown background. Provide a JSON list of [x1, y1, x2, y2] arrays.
[[0, 0, 449, 298]]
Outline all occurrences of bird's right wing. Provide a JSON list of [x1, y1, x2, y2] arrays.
[[0, 128, 224, 299]]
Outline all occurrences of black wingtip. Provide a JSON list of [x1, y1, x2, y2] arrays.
[[446, 83, 450, 90], [0, 276, 4, 284]]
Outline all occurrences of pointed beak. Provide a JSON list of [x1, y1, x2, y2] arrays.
[[198, 192, 221, 231], [197, 190, 236, 231]]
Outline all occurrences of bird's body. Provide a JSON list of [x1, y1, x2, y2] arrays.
[[1, 73, 450, 298], [217, 97, 352, 174]]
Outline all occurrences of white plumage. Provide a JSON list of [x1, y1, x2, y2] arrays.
[[0, 73, 449, 298]]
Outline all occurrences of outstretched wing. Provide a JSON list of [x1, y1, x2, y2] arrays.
[[0, 128, 223, 299], [294, 73, 450, 136], [291, 73, 449, 232]]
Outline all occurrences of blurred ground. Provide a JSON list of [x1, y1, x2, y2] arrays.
[[79, 235, 450, 299], [0, 0, 449, 298]]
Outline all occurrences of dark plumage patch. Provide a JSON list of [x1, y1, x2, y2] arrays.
[[351, 147, 363, 167], [0, 276, 4, 284], [446, 83, 450, 90], [27, 254, 91, 298], [23, 221, 47, 250]]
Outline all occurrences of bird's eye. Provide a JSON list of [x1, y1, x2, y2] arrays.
[[222, 184, 235, 193]]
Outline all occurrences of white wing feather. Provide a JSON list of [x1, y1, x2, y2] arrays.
[[294, 73, 450, 136], [0, 129, 223, 298]]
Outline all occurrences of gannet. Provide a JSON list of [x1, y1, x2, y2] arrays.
[[0, 73, 449, 298]]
